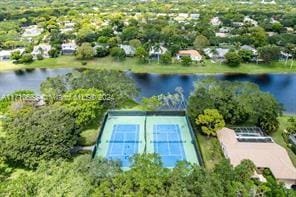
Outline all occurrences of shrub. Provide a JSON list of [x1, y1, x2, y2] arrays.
[[225, 51, 241, 67], [110, 47, 126, 61], [160, 52, 172, 64], [19, 53, 33, 63], [181, 56, 192, 66], [36, 54, 44, 60]]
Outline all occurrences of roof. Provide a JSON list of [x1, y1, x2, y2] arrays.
[[241, 45, 256, 51], [0, 48, 25, 57], [177, 50, 201, 58], [62, 41, 77, 50], [120, 44, 135, 55], [289, 134, 296, 145], [149, 46, 167, 55], [217, 128, 296, 181]]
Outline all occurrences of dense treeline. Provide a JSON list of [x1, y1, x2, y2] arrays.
[[1, 154, 294, 196], [187, 78, 283, 133]]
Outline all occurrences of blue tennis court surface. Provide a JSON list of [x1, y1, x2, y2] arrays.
[[152, 124, 186, 167], [106, 124, 140, 167]]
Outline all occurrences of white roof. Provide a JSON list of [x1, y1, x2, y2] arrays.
[[120, 44, 135, 55], [0, 48, 25, 57], [22, 25, 43, 37], [241, 45, 257, 54], [149, 46, 167, 55], [32, 44, 51, 55], [210, 17, 222, 26], [62, 41, 77, 50]]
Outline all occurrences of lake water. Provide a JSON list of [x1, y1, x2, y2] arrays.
[[0, 68, 295, 113]]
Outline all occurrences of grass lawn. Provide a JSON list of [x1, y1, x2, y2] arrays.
[[0, 56, 295, 74], [197, 134, 224, 170], [272, 116, 296, 167]]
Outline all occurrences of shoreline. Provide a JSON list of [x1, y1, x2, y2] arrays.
[[0, 65, 295, 75], [0, 56, 295, 75]]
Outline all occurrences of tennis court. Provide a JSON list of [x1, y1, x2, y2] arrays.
[[94, 111, 202, 169], [106, 124, 140, 167], [152, 124, 186, 167]]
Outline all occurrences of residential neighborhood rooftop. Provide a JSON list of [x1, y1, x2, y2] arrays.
[[217, 128, 296, 188]]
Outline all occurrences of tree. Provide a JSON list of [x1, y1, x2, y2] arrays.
[[36, 54, 43, 60], [95, 46, 109, 57], [135, 46, 149, 63], [272, 22, 283, 33], [140, 96, 162, 111], [225, 51, 241, 67], [193, 35, 209, 50], [76, 42, 94, 60], [40, 76, 67, 104], [10, 51, 21, 61], [286, 117, 296, 134], [250, 27, 267, 47], [160, 51, 172, 64], [1, 106, 79, 168], [0, 90, 35, 114], [187, 78, 282, 128], [110, 47, 125, 61], [121, 26, 138, 41], [94, 154, 169, 196], [48, 48, 59, 58], [0, 155, 120, 196], [76, 27, 97, 43], [258, 45, 281, 63], [62, 70, 138, 107], [181, 56, 192, 66], [234, 159, 256, 183], [238, 49, 253, 63], [19, 53, 33, 63], [196, 109, 225, 137], [62, 88, 105, 128], [129, 39, 142, 48]]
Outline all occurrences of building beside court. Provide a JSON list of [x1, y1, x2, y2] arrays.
[[217, 127, 296, 189], [93, 111, 202, 170], [176, 50, 202, 62]]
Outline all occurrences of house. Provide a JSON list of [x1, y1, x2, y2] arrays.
[[215, 32, 230, 38], [120, 44, 135, 56], [190, 13, 200, 20], [244, 16, 258, 26], [261, 0, 276, 4], [176, 50, 202, 62], [286, 27, 294, 33], [31, 44, 52, 59], [61, 21, 75, 33], [174, 13, 189, 23], [149, 46, 168, 57], [219, 27, 233, 33], [217, 127, 296, 189], [22, 25, 43, 38], [270, 17, 279, 24], [204, 47, 229, 60], [280, 51, 293, 60], [210, 17, 222, 26], [0, 48, 25, 61], [232, 22, 244, 27], [0, 50, 13, 61], [267, 31, 277, 37], [61, 41, 77, 55]]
